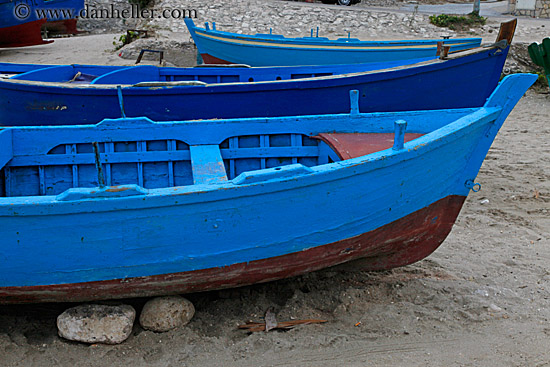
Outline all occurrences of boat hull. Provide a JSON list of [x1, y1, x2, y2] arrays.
[[0, 47, 509, 126], [0, 195, 464, 304], [0, 19, 51, 48]]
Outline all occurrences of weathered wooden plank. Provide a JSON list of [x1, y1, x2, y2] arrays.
[[189, 145, 228, 185]]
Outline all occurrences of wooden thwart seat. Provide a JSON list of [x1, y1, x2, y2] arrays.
[[189, 145, 228, 185]]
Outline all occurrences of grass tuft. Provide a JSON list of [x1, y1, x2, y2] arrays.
[[429, 13, 486, 31]]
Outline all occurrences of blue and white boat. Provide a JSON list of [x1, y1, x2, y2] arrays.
[[185, 17, 484, 66]]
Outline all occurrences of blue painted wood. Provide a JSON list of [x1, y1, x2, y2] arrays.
[[1, 62, 55, 75], [11, 65, 81, 82], [0, 129, 12, 169], [184, 18, 482, 66], [1, 63, 123, 78], [392, 120, 407, 150], [57, 185, 148, 201], [232, 164, 314, 185], [0, 74, 536, 292], [189, 145, 228, 185], [0, 44, 510, 126]]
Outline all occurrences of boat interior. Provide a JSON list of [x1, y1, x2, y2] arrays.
[[0, 106, 486, 199], [0, 57, 432, 85]]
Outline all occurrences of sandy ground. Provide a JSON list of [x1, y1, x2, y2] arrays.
[[0, 34, 155, 66], [1, 4, 550, 367]]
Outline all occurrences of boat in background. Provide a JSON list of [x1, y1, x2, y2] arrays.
[[185, 17, 483, 66], [0, 38, 513, 126], [0, 0, 51, 48], [0, 74, 536, 304], [0, 56, 433, 79], [0, 0, 83, 48]]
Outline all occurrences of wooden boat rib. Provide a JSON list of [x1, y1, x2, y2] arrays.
[[0, 73, 536, 304], [184, 17, 483, 66]]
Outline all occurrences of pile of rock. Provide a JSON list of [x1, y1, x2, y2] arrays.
[[118, 38, 198, 66], [146, 0, 458, 40], [506, 43, 543, 74]]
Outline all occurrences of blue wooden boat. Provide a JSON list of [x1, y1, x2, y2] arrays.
[[0, 74, 536, 303], [185, 17, 483, 66], [0, 0, 83, 48], [0, 40, 512, 126]]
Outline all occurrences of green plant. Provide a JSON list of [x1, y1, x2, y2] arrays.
[[113, 31, 140, 50], [536, 71, 549, 89], [429, 13, 486, 31]]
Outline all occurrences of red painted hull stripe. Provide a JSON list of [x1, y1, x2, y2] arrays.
[[0, 19, 52, 48]]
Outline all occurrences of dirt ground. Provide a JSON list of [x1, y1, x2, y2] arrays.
[[0, 2, 549, 366]]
